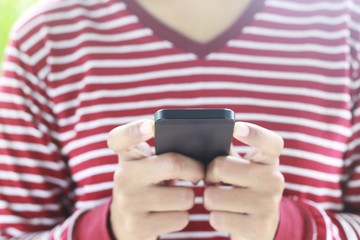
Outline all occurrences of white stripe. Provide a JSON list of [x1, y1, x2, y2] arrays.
[[0, 155, 64, 171], [285, 182, 341, 197], [0, 170, 67, 188], [238, 113, 351, 137], [59, 115, 152, 138], [244, 27, 349, 40], [0, 124, 41, 138], [58, 98, 350, 130], [63, 133, 108, 156], [51, 80, 349, 103], [58, 97, 349, 123], [316, 202, 343, 211], [22, 27, 48, 52], [0, 93, 55, 124], [12, 0, 111, 40], [161, 231, 229, 239], [189, 214, 209, 221], [194, 197, 203, 204], [74, 197, 110, 209], [280, 166, 341, 183], [348, 179, 360, 188], [0, 139, 56, 155], [208, 53, 348, 70], [346, 138, 360, 152], [50, 67, 349, 85], [5, 46, 32, 64], [49, 16, 138, 35], [49, 41, 172, 65], [279, 132, 346, 152], [351, 1, 360, 16], [72, 164, 117, 182], [68, 149, 114, 168], [255, 12, 349, 25], [0, 77, 49, 106], [345, 195, 360, 203], [304, 200, 341, 240], [282, 148, 344, 167], [0, 215, 63, 226], [31, 41, 50, 65], [50, 54, 196, 81], [265, 0, 347, 11], [0, 186, 60, 198], [2, 62, 43, 88], [335, 215, 359, 240], [0, 200, 60, 212], [66, 209, 89, 240], [49, 29, 153, 49], [0, 108, 32, 121], [228, 40, 349, 54], [337, 214, 360, 237], [75, 181, 114, 196]]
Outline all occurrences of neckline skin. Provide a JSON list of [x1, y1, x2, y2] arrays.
[[122, 0, 265, 57]]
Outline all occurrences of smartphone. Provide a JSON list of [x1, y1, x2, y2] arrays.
[[154, 108, 235, 165]]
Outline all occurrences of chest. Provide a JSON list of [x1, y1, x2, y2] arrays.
[[46, 0, 353, 200], [135, 0, 251, 43]]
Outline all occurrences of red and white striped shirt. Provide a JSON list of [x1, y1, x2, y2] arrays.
[[1, 0, 360, 239]]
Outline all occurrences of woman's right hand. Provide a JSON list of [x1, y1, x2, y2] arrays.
[[107, 120, 205, 240]]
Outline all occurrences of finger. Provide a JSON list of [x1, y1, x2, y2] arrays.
[[204, 186, 280, 215], [119, 186, 195, 212], [107, 120, 154, 153], [209, 211, 278, 240], [243, 149, 280, 166], [120, 212, 189, 238], [205, 156, 284, 190], [115, 153, 205, 188], [233, 122, 284, 164], [120, 141, 154, 161]]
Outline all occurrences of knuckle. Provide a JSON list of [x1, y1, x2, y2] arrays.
[[212, 157, 226, 178], [204, 188, 217, 210], [165, 153, 184, 174], [124, 216, 142, 234], [180, 189, 195, 210], [272, 171, 285, 192], [173, 212, 190, 231], [113, 168, 127, 188], [107, 127, 120, 151], [209, 212, 226, 231], [273, 134, 285, 155], [116, 192, 135, 211]]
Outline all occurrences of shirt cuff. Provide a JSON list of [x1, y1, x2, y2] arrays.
[[274, 197, 315, 240], [72, 198, 114, 240]]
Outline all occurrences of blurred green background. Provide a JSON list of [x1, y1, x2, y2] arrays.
[[0, 0, 37, 63]]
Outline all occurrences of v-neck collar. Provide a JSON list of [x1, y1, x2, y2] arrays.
[[122, 0, 265, 57]]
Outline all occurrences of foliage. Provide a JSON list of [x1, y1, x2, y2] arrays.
[[0, 0, 36, 63]]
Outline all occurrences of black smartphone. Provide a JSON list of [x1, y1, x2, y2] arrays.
[[154, 108, 235, 166]]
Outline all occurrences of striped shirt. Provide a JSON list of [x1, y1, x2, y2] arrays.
[[1, 0, 360, 239]]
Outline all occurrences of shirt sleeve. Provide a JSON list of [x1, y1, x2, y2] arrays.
[[0, 8, 113, 240]]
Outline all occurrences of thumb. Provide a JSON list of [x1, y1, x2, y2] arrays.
[[107, 120, 154, 153]]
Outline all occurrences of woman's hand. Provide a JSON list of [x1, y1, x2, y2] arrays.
[[204, 122, 285, 240], [107, 120, 205, 240]]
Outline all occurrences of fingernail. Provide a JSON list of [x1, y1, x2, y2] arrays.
[[139, 121, 153, 136], [235, 123, 250, 138]]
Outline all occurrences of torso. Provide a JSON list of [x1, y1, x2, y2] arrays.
[[3, 0, 358, 239]]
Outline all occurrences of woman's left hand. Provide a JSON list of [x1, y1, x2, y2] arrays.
[[204, 122, 285, 240]]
